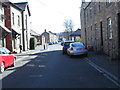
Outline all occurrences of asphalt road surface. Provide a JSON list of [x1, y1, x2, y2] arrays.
[[1, 44, 119, 88]]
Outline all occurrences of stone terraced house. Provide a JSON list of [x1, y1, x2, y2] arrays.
[[80, 0, 120, 59]]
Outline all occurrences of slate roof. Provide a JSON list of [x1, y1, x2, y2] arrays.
[[14, 2, 28, 11], [48, 31, 56, 35], [30, 30, 40, 36], [14, 2, 31, 16], [70, 29, 81, 36], [9, 2, 22, 11], [41, 30, 57, 36], [41, 31, 49, 36]]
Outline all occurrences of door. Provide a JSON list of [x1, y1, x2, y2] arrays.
[[100, 22, 104, 52], [118, 13, 120, 59], [85, 28, 87, 47]]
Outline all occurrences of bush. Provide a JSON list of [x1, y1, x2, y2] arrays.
[[75, 38, 82, 42], [30, 37, 37, 50]]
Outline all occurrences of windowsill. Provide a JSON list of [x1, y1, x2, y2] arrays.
[[108, 38, 112, 40]]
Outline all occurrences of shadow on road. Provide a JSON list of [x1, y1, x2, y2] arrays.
[[2, 49, 87, 80]]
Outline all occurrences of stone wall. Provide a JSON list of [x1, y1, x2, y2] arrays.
[[80, 2, 119, 59]]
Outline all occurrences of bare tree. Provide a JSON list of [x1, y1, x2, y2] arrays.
[[63, 19, 74, 40], [64, 19, 74, 33]]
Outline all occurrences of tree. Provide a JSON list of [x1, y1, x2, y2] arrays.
[[63, 19, 74, 40], [64, 19, 74, 33]]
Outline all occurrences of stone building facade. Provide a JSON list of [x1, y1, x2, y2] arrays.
[[40, 29, 58, 44], [80, 1, 120, 59]]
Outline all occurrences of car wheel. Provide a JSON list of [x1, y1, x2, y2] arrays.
[[84, 54, 88, 57], [66, 51, 70, 56], [70, 55, 73, 58], [66, 52, 69, 55], [62, 52, 65, 54], [11, 58, 16, 67], [0, 62, 5, 73]]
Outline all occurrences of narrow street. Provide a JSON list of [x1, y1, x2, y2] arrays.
[[2, 44, 119, 88]]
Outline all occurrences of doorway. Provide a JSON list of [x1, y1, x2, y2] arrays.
[[100, 22, 103, 52], [118, 13, 120, 59]]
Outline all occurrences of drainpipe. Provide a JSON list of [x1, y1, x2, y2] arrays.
[[21, 11, 25, 51]]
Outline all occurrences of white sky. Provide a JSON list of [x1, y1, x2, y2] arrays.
[[10, 0, 82, 34]]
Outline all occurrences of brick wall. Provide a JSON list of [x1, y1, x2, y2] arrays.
[[4, 2, 13, 51]]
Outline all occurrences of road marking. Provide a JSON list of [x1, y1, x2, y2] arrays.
[[38, 65, 45, 68], [34, 60, 42, 62], [30, 75, 43, 77], [85, 58, 120, 87], [26, 64, 35, 67]]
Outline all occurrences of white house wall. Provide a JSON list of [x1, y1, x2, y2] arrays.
[[10, 6, 22, 53], [10, 6, 22, 34], [23, 6, 31, 50], [0, 4, 5, 26]]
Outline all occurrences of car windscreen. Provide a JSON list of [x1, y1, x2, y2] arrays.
[[0, 48, 5, 54], [64, 42, 73, 46], [71, 43, 84, 47], [0, 48, 10, 54]]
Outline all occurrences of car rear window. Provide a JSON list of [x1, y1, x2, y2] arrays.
[[71, 43, 84, 47], [64, 42, 73, 46]]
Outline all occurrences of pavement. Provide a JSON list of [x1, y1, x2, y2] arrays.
[[87, 51, 120, 86], [14, 45, 47, 60], [13, 45, 120, 86]]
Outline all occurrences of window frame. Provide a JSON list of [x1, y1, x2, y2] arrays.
[[95, 23, 98, 40], [17, 15, 20, 26], [107, 17, 112, 40], [106, 0, 111, 7], [12, 12, 15, 25]]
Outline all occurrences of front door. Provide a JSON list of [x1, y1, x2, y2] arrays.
[[100, 21, 103, 52], [118, 13, 120, 59]]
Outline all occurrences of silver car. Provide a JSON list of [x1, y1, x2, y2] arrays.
[[67, 42, 88, 57]]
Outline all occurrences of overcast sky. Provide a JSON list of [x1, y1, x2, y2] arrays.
[[10, 0, 82, 34]]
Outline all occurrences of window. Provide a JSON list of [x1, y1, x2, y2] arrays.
[[0, 48, 10, 54], [86, 9, 88, 22], [106, 0, 111, 6], [95, 24, 98, 40], [18, 15, 20, 26], [107, 18, 112, 39], [12, 12, 14, 25], [88, 27, 90, 41], [99, 0, 102, 11], [91, 26, 92, 40], [0, 4, 3, 22], [94, 2, 96, 14], [84, 10, 86, 25], [71, 43, 84, 47], [90, 6, 92, 17], [0, 3, 2, 14], [87, 9, 89, 21]]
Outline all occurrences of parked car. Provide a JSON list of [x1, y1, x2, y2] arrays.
[[48, 42, 54, 45], [0, 47, 16, 73], [61, 41, 65, 46], [54, 41, 58, 44], [67, 42, 88, 57], [37, 42, 41, 45], [62, 41, 74, 54]]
